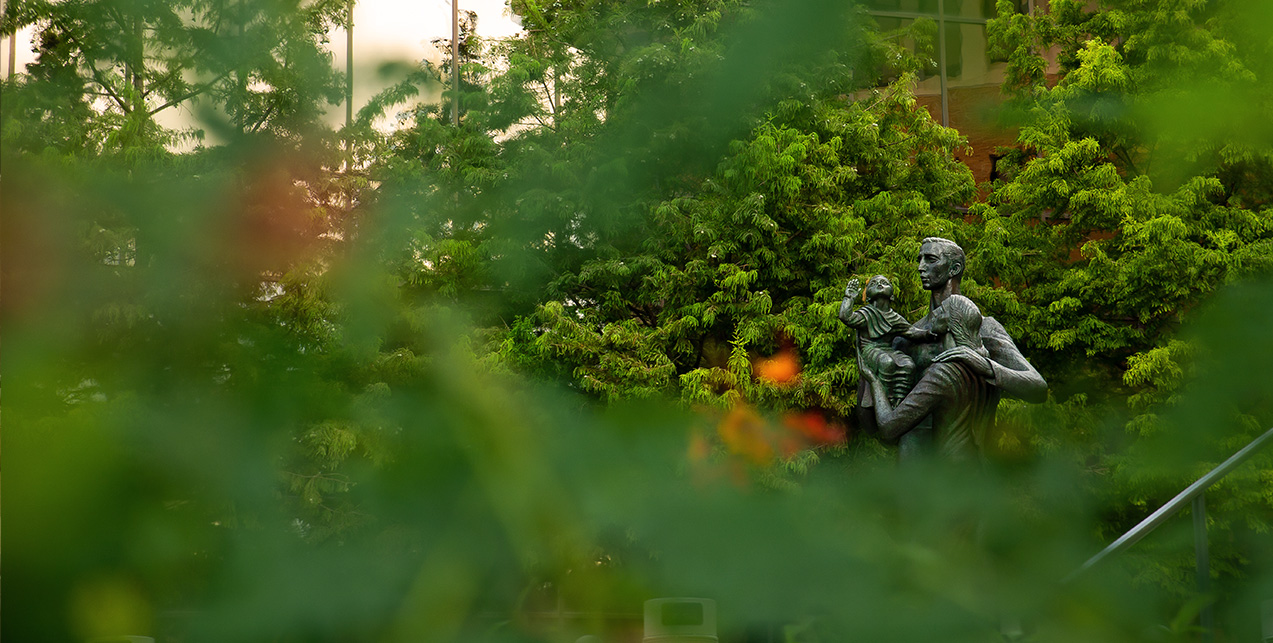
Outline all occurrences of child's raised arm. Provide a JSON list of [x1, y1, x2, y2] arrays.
[[839, 278, 863, 326]]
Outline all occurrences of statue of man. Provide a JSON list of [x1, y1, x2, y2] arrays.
[[913, 237, 1046, 401]]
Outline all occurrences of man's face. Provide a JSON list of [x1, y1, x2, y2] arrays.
[[918, 243, 957, 291]]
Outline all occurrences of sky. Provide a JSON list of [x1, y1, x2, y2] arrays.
[[337, 0, 523, 66], [1, 0, 523, 129], [333, 0, 527, 122], [330, 0, 523, 126]]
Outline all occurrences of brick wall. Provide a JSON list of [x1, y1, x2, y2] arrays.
[[915, 84, 1020, 186]]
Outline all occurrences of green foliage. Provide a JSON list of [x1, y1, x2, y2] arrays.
[[976, 0, 1273, 609], [5, 0, 345, 149], [504, 74, 974, 421], [7, 0, 1273, 642], [359, 0, 911, 319]]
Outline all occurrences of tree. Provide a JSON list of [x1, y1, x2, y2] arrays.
[[3, 7, 369, 637], [359, 0, 914, 321], [3, 0, 347, 148], [975, 0, 1273, 607], [501, 74, 973, 414]]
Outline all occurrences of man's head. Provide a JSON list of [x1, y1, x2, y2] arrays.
[[918, 237, 965, 293], [933, 294, 983, 349], [864, 275, 893, 302]]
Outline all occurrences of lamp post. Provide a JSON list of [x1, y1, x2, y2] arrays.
[[346, 0, 353, 135], [451, 0, 459, 126], [937, 0, 948, 127]]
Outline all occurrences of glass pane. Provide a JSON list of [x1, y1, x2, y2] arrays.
[[944, 20, 962, 78]]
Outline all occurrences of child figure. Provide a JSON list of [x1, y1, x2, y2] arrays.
[[839, 275, 933, 406]]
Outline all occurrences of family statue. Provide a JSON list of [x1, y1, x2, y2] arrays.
[[839, 237, 1047, 462]]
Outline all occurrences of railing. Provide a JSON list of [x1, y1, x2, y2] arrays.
[[1062, 425, 1273, 641]]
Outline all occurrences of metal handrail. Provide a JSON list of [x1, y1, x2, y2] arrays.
[[1065, 425, 1273, 582], [1061, 425, 1273, 641]]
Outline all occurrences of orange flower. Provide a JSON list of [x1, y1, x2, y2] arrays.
[[754, 348, 800, 385], [687, 432, 713, 463], [717, 405, 775, 466], [783, 411, 846, 446]]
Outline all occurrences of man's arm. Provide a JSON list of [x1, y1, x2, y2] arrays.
[[980, 317, 1047, 403]]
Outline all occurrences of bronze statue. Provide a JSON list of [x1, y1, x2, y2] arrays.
[[841, 237, 1047, 461]]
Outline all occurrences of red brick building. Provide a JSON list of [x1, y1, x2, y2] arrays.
[[864, 0, 1063, 184]]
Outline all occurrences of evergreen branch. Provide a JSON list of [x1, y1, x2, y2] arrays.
[[248, 101, 280, 133], [62, 31, 132, 113], [882, 133, 917, 149], [1114, 144, 1140, 176], [141, 65, 188, 100], [626, 302, 657, 326], [105, 4, 129, 34], [539, 76, 558, 117], [87, 62, 132, 113], [862, 83, 901, 113], [284, 471, 354, 485], [527, 111, 551, 130], [210, 1, 227, 36], [315, 502, 370, 519], [148, 70, 232, 115]]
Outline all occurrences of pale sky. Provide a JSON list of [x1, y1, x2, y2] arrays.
[[336, 0, 523, 65], [329, 0, 523, 128], [1, 0, 523, 130]]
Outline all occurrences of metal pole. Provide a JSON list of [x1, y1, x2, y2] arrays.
[[345, 0, 354, 217], [1193, 494, 1214, 642], [1261, 599, 1273, 643], [451, 0, 459, 126], [345, 0, 353, 134], [937, 0, 949, 127]]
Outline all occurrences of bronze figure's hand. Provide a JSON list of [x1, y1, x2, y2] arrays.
[[845, 278, 861, 299], [933, 346, 994, 378], [857, 364, 877, 384]]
